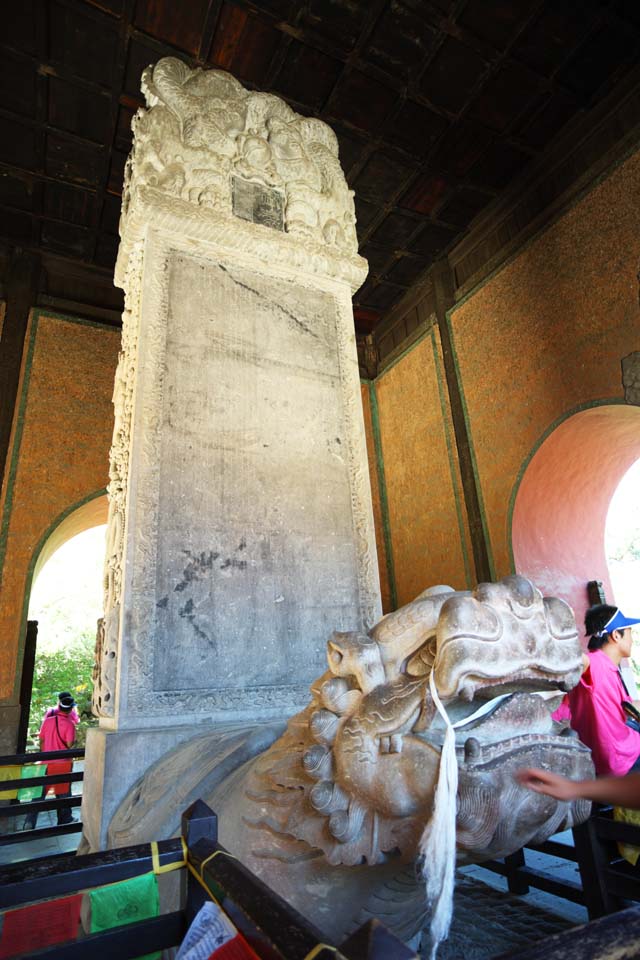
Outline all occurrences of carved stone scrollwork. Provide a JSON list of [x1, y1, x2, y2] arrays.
[[92, 611, 118, 718], [96, 240, 144, 718], [119, 57, 365, 287], [91, 618, 104, 717], [104, 240, 143, 619]]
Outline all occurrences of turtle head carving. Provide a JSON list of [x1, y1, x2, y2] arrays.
[[241, 575, 592, 869]]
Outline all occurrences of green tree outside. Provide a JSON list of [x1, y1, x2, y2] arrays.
[[27, 526, 105, 750]]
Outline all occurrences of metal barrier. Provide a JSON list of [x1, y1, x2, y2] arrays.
[[0, 799, 417, 960], [481, 806, 640, 920], [0, 748, 85, 846]]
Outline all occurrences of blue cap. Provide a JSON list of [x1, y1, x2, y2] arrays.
[[603, 609, 640, 634]]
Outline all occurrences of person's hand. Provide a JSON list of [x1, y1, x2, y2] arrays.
[[515, 767, 580, 801]]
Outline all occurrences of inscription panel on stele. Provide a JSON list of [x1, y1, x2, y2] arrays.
[[153, 253, 361, 692]]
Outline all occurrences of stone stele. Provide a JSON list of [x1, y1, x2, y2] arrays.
[[82, 57, 381, 850]]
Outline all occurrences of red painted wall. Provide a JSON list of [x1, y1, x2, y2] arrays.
[[512, 405, 640, 631]]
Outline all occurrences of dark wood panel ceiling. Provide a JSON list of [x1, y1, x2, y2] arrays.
[[2, 0, 640, 335]]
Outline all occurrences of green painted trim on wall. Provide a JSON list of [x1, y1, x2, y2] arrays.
[[6, 487, 107, 705], [376, 327, 433, 381], [0, 312, 40, 588], [31, 308, 119, 333], [431, 329, 473, 589], [368, 380, 398, 610], [364, 144, 640, 587], [506, 397, 626, 574], [369, 141, 640, 584], [443, 307, 496, 580], [0, 305, 117, 706]]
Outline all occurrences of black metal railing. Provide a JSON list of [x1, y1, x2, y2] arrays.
[[480, 805, 640, 919], [0, 747, 85, 846], [0, 799, 417, 960]]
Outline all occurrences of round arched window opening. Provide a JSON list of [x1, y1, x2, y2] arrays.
[[25, 500, 107, 750], [512, 404, 640, 635]]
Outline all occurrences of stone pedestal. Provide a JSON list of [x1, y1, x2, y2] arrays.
[[83, 58, 380, 849]]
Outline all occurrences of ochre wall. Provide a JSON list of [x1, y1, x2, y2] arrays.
[[371, 329, 473, 607], [449, 147, 640, 611], [366, 147, 640, 619], [0, 312, 119, 703]]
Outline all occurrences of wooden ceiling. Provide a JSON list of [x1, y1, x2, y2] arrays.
[[2, 0, 640, 335]]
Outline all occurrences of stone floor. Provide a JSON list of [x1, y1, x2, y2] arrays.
[[0, 765, 83, 866], [435, 869, 583, 959], [423, 831, 588, 959], [0, 807, 80, 865]]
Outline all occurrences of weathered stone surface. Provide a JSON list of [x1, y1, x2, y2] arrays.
[[116, 57, 367, 294], [83, 723, 222, 851], [110, 576, 593, 943], [95, 59, 378, 728], [153, 254, 363, 693]]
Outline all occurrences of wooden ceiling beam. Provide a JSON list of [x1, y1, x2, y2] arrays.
[[0, 201, 93, 233], [31, 1, 48, 251], [4, 0, 640, 336], [0, 44, 116, 97], [0, 106, 108, 152], [0, 249, 40, 498], [88, 0, 137, 264], [0, 161, 98, 193], [197, 0, 224, 63]]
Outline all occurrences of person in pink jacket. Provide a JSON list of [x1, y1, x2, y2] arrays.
[[566, 604, 640, 777], [23, 692, 79, 830]]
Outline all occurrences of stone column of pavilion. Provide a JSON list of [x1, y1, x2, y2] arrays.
[[82, 57, 382, 850]]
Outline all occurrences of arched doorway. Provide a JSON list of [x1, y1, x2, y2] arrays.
[[510, 404, 640, 635], [19, 493, 108, 750]]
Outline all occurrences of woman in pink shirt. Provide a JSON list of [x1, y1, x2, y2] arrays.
[[567, 604, 640, 777], [23, 692, 78, 831]]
